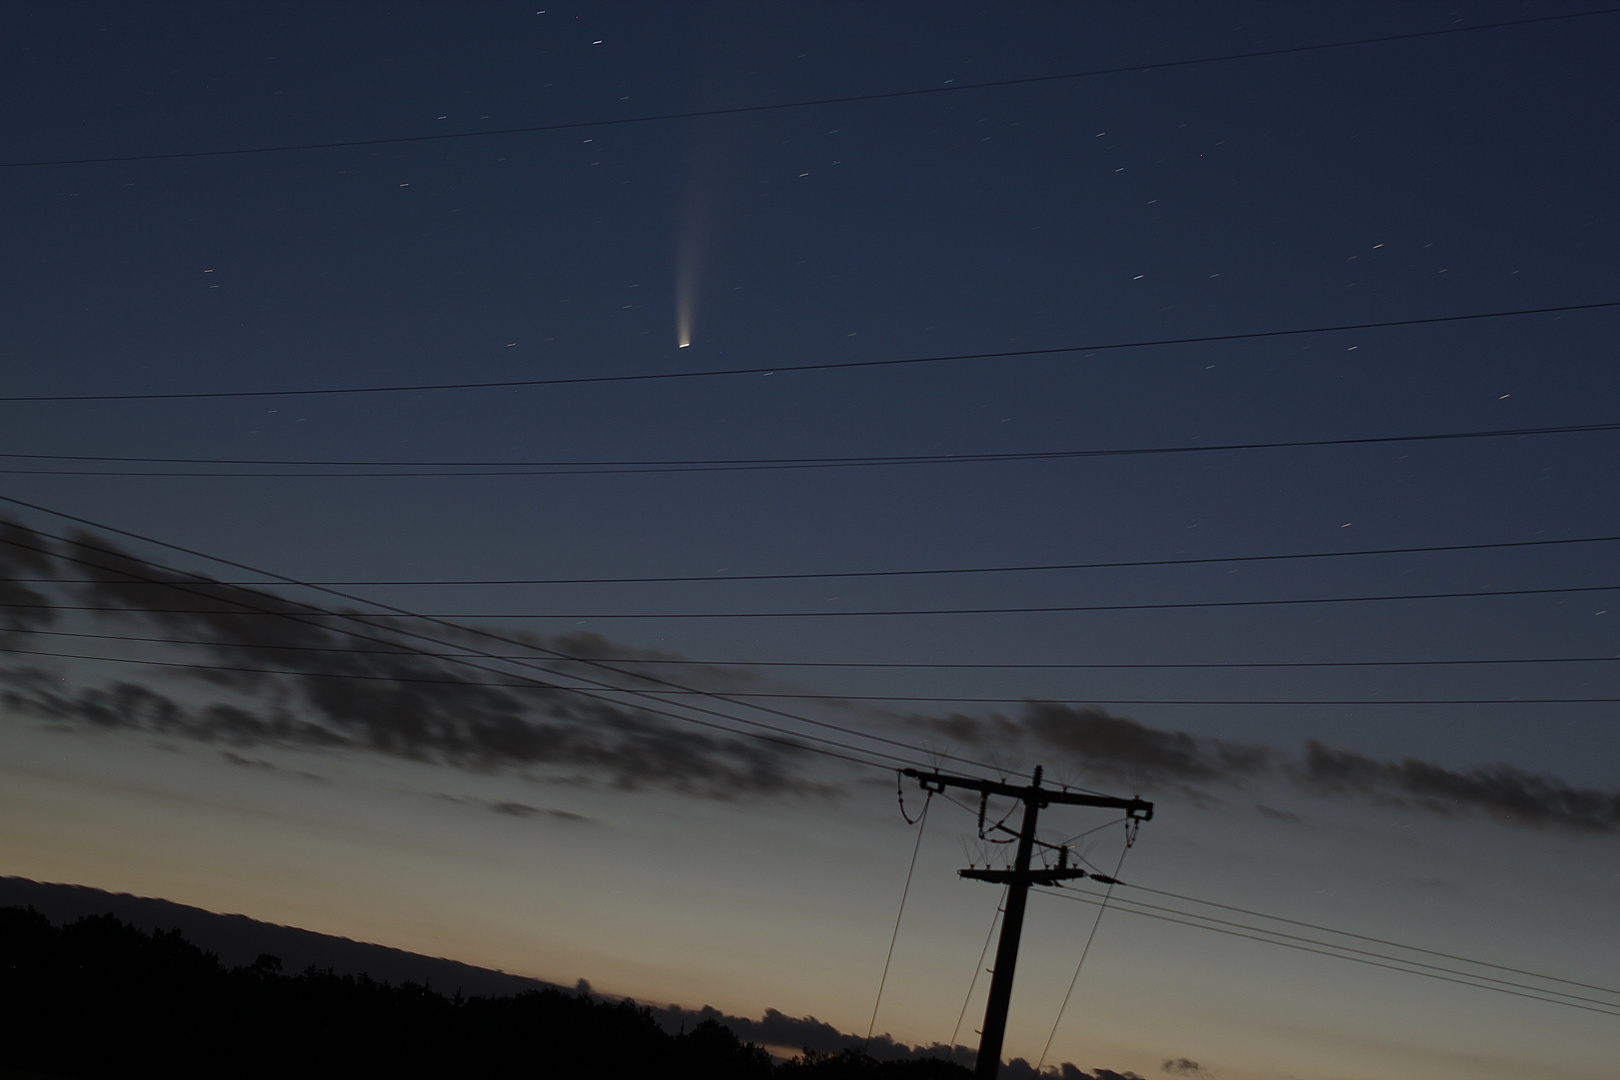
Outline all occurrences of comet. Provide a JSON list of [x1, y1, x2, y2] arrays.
[[674, 120, 726, 350], [675, 204, 703, 348]]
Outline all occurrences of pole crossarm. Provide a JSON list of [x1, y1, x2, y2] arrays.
[[961, 868, 1090, 886], [900, 768, 1154, 820]]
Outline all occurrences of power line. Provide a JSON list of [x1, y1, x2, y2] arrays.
[[11, 581, 1612, 619], [947, 887, 1006, 1064], [1083, 892, 1620, 1011], [902, 767, 1151, 1075], [1044, 889, 1620, 1019], [17, 628, 1615, 671], [0, 494, 1025, 779], [7, 421, 1615, 479], [727, 694, 1620, 706], [1037, 835, 1134, 1071], [8, 425, 1620, 472], [930, 795, 1620, 1010], [1115, 882, 1620, 998], [1053, 817, 1132, 851], [0, 524, 918, 775], [1048, 891, 1620, 1019], [3, 9, 1613, 171], [3, 303, 1615, 405], [867, 791, 932, 1045], [8, 533, 1619, 585], [5, 648, 1616, 707], [1067, 891, 1620, 1008]]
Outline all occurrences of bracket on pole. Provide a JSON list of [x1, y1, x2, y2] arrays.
[[960, 867, 1089, 886]]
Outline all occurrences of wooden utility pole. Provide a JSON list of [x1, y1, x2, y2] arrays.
[[902, 767, 1152, 1080]]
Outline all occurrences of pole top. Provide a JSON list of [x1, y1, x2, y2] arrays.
[[902, 767, 1153, 820]]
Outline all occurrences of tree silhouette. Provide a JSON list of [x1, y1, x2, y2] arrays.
[[1, 906, 968, 1079]]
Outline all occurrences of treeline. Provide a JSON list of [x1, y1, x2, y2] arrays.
[[0, 907, 969, 1079]]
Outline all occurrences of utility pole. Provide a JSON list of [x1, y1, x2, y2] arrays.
[[902, 767, 1152, 1080]]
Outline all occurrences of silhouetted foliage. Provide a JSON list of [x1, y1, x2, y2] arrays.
[[0, 906, 782, 1079], [778, 1048, 971, 1079]]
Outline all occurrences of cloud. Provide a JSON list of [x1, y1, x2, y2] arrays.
[[909, 703, 1620, 834], [0, 660, 810, 799], [1161, 1058, 1206, 1075], [541, 630, 771, 695], [646, 1003, 966, 1063], [488, 801, 591, 823], [0, 530, 820, 800], [0, 517, 59, 632], [999, 1061, 1144, 1080], [910, 703, 1269, 789], [9, 522, 1620, 830], [218, 750, 326, 782], [643, 1005, 1144, 1077], [1022, 704, 1270, 787], [1299, 740, 1620, 833], [2, 668, 348, 747], [219, 751, 280, 771]]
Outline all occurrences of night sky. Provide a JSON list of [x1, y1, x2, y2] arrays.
[[2, 4, 1618, 1078]]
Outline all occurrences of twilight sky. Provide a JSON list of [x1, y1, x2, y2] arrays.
[[2, 3, 1618, 1078]]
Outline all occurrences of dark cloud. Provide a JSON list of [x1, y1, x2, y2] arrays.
[[1000, 1062, 1144, 1080], [644, 1006, 1141, 1077], [1022, 704, 1270, 787], [1161, 1059, 1206, 1076], [907, 710, 1021, 747], [910, 704, 1269, 789], [1, 668, 352, 748], [0, 530, 818, 799], [910, 704, 1620, 834], [1299, 741, 1620, 833], [10, 524, 1620, 828], [0, 660, 809, 799], [488, 801, 590, 823], [0, 516, 59, 632], [219, 751, 278, 771], [701, 1007, 856, 1055], [648, 1003, 962, 1063], [218, 751, 326, 781], [542, 630, 770, 696]]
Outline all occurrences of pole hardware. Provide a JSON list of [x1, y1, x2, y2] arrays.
[[900, 767, 1152, 1079]]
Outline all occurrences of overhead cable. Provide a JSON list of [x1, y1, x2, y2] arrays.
[[4, 648, 1615, 707], [1045, 889, 1620, 1018], [17, 628, 1615, 671], [3, 9, 1612, 170], [1116, 881, 1620, 998], [1038, 833, 1135, 1070], [6, 422, 1615, 479], [0, 493, 1032, 780], [2, 303, 1615, 404], [933, 796, 1620, 1008], [0, 524, 918, 773], [8, 533, 1618, 585], [9, 581, 1612, 619]]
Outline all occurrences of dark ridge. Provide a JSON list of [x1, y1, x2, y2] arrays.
[[0, 878, 1124, 1078], [0, 876, 557, 998], [0, 903, 782, 1079]]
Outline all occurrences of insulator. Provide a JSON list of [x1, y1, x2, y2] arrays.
[[1058, 845, 1069, 870], [977, 793, 987, 836]]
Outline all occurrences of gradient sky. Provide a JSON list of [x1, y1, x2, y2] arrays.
[[2, 4, 1618, 1078]]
